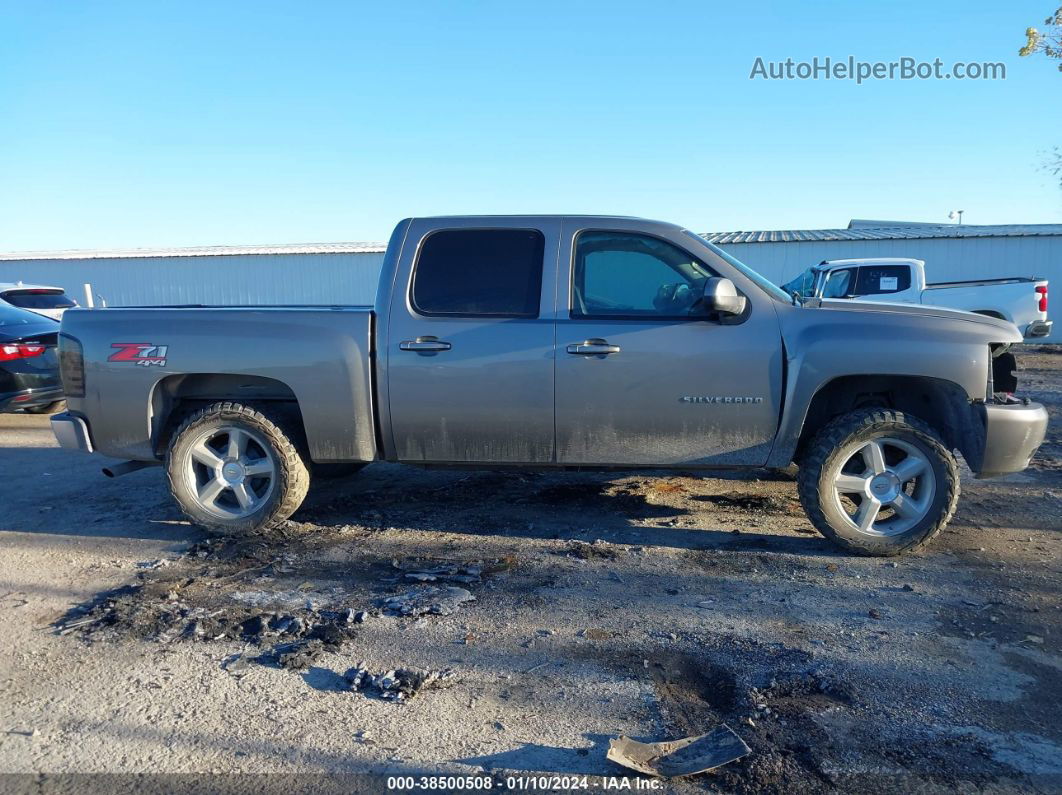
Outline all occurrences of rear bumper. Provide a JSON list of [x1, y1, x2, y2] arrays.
[[50, 411, 94, 453], [1025, 320, 1053, 338], [0, 385, 64, 413], [975, 401, 1049, 478]]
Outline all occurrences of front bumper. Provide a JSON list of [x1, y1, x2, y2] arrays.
[[50, 411, 94, 453], [975, 401, 1049, 478], [1025, 319, 1053, 338]]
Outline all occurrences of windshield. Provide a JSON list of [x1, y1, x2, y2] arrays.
[[684, 232, 791, 303], [780, 266, 820, 299]]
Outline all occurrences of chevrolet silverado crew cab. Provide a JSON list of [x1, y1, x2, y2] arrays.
[[51, 216, 1049, 556], [781, 258, 1052, 339]]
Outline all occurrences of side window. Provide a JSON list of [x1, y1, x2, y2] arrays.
[[853, 265, 911, 295], [572, 232, 717, 319], [411, 229, 544, 317], [822, 269, 854, 298]]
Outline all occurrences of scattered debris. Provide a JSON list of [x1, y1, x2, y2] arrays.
[[391, 556, 513, 584], [607, 724, 751, 777], [270, 639, 325, 671], [344, 664, 454, 701], [135, 559, 170, 570], [378, 586, 475, 617], [221, 652, 251, 677], [868, 608, 884, 620]]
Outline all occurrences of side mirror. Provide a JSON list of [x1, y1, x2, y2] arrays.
[[702, 277, 747, 316]]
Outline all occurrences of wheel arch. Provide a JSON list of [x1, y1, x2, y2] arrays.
[[150, 373, 304, 456], [788, 374, 984, 469]]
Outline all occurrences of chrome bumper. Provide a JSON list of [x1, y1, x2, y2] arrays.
[[1025, 319, 1053, 338], [975, 401, 1048, 478], [51, 412, 94, 453]]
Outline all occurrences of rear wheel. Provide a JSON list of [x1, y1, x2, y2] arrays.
[[166, 402, 310, 535], [798, 409, 959, 556]]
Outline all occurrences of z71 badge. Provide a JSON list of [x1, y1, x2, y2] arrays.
[[108, 342, 169, 367]]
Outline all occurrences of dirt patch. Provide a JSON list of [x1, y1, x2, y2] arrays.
[[2, 350, 1060, 787]]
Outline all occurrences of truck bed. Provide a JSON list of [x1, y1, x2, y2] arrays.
[[924, 277, 1044, 289], [58, 305, 378, 462]]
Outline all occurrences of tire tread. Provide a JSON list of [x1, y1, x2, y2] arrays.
[[165, 401, 310, 535], [797, 409, 960, 556]]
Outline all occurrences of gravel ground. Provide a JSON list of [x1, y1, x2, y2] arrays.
[[0, 350, 1059, 794]]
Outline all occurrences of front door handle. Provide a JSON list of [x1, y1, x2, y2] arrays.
[[566, 339, 621, 355], [400, 337, 452, 352]]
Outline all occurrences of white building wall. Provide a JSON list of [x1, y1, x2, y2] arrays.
[[716, 235, 1062, 343], [0, 251, 386, 308]]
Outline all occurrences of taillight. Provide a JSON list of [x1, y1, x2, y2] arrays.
[[1036, 285, 1048, 313], [58, 333, 85, 398], [0, 343, 46, 361]]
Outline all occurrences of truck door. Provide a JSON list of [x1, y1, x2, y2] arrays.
[[554, 224, 783, 466], [385, 220, 559, 463]]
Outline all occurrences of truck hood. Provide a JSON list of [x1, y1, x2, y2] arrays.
[[814, 298, 1022, 342]]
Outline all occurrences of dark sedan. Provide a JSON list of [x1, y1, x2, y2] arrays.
[[0, 302, 63, 413]]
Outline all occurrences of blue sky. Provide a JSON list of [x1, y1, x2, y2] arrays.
[[1, 0, 1060, 250]]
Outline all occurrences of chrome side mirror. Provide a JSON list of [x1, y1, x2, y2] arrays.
[[702, 277, 747, 316]]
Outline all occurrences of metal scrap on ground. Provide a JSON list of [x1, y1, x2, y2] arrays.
[[607, 724, 752, 778]]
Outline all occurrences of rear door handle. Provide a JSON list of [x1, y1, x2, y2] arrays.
[[400, 337, 452, 352], [566, 339, 621, 355]]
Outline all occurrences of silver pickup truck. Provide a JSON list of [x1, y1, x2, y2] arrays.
[[51, 216, 1049, 556]]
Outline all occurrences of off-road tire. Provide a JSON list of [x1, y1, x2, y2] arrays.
[[797, 409, 959, 556], [166, 402, 310, 535]]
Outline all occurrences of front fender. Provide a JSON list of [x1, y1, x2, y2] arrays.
[[766, 302, 1017, 467]]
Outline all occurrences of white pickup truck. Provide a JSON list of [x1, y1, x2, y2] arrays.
[[781, 258, 1051, 339]]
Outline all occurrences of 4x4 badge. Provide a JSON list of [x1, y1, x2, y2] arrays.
[[108, 342, 169, 367]]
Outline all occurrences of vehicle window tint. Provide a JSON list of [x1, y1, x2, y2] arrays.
[[411, 229, 544, 317], [822, 269, 853, 298], [572, 232, 717, 318], [3, 290, 76, 310], [854, 265, 911, 295]]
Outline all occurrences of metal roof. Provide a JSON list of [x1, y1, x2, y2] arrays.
[[702, 223, 1062, 245], [5, 220, 1061, 259], [0, 242, 387, 262]]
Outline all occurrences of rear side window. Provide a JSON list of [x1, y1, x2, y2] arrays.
[[411, 229, 544, 317], [854, 265, 911, 295], [3, 290, 76, 310]]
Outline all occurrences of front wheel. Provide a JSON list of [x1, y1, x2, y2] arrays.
[[166, 402, 310, 535], [798, 409, 959, 556]]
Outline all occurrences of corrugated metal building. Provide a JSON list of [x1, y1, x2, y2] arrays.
[[704, 220, 1061, 343], [0, 220, 1057, 341], [0, 243, 387, 307]]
